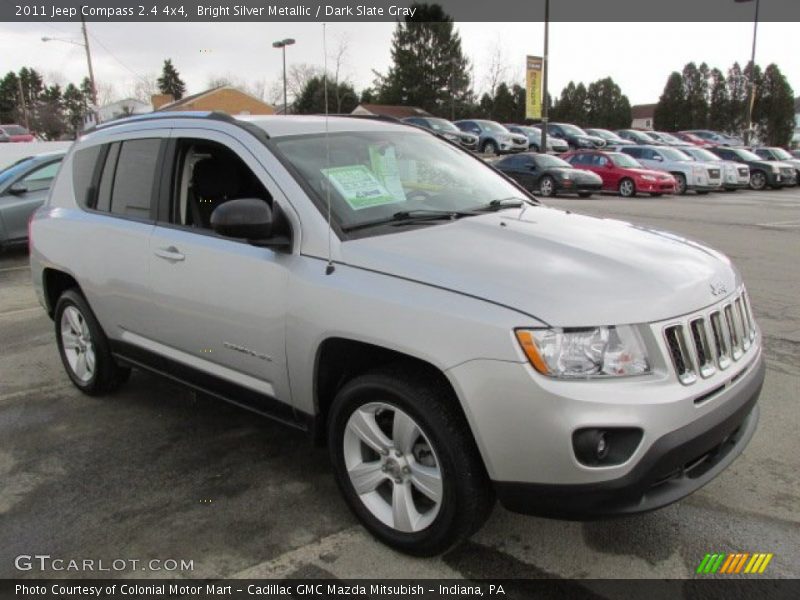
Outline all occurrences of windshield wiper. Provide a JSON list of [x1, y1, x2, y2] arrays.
[[341, 209, 477, 233], [476, 197, 537, 212]]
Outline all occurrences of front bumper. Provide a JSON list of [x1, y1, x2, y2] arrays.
[[556, 180, 602, 194], [493, 355, 764, 519]]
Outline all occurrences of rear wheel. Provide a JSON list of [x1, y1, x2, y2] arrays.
[[538, 175, 556, 197], [618, 178, 636, 197], [328, 364, 493, 556], [55, 289, 130, 395]]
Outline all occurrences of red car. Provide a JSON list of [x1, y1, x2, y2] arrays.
[[563, 150, 677, 197], [0, 124, 34, 143], [672, 131, 714, 148]]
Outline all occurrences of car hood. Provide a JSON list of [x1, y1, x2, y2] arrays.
[[341, 207, 738, 326], [548, 167, 600, 181]]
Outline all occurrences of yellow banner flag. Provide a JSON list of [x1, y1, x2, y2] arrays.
[[525, 56, 543, 120]]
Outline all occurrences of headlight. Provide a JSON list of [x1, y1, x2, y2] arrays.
[[771, 165, 780, 173], [640, 175, 656, 181], [515, 326, 651, 378], [560, 173, 572, 180]]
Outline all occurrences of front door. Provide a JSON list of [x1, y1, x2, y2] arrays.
[[146, 131, 293, 411]]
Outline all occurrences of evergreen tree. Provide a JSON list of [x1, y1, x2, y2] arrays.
[[511, 84, 526, 123], [359, 87, 375, 104], [477, 92, 493, 119], [707, 68, 729, 132], [551, 82, 588, 125], [682, 62, 709, 128], [293, 75, 359, 115], [585, 77, 632, 129], [726, 62, 749, 135], [0, 71, 20, 123], [752, 63, 795, 146], [654, 72, 686, 131], [157, 59, 186, 100], [376, 3, 472, 116], [491, 82, 516, 123], [62, 83, 85, 136], [35, 84, 66, 140]]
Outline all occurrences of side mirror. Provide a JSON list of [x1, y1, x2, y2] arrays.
[[210, 198, 289, 248], [8, 183, 27, 195], [653, 155, 663, 162]]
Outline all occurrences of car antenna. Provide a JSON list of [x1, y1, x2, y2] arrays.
[[323, 23, 335, 275]]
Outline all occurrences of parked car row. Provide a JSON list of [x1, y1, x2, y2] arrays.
[[0, 124, 35, 143]]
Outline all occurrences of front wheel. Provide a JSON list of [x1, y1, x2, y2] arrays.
[[328, 364, 493, 556], [55, 289, 130, 395], [674, 173, 688, 195], [539, 175, 556, 197], [749, 170, 767, 191], [483, 140, 498, 155], [618, 178, 636, 197]]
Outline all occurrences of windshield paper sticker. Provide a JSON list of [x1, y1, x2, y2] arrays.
[[322, 165, 402, 210], [369, 146, 406, 202]]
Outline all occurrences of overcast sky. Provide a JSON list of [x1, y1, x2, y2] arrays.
[[2, 21, 798, 107]]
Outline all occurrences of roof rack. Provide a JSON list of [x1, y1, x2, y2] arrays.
[[82, 111, 236, 135]]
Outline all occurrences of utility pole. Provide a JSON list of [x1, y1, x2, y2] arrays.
[[540, 0, 550, 153], [80, 13, 99, 120], [735, 0, 760, 145]]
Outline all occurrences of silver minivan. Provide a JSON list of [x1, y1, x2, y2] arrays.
[[30, 113, 764, 555]]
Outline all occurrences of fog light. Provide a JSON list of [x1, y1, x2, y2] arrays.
[[572, 427, 643, 467]]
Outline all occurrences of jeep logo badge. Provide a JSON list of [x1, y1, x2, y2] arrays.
[[710, 281, 728, 297]]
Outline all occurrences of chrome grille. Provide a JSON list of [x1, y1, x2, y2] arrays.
[[663, 288, 756, 385], [738, 167, 749, 177], [708, 168, 720, 179]]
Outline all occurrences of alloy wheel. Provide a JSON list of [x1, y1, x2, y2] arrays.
[[343, 402, 443, 533], [619, 179, 635, 197], [539, 177, 555, 197], [750, 171, 766, 190], [60, 305, 95, 383]]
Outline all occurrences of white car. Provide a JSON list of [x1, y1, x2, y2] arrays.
[[680, 146, 750, 191], [619, 145, 723, 194]]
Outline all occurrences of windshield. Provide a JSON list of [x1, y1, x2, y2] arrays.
[[425, 118, 460, 133], [631, 131, 657, 142], [559, 123, 587, 136], [586, 129, 620, 141], [656, 132, 682, 143], [274, 131, 526, 233], [0, 157, 36, 186], [660, 148, 692, 161], [610, 153, 642, 168], [475, 120, 509, 133], [536, 155, 572, 168], [1, 125, 29, 136], [515, 126, 539, 137], [731, 148, 761, 161], [769, 148, 792, 160], [684, 148, 719, 161]]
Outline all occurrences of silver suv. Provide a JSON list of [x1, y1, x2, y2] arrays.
[[30, 113, 765, 556]]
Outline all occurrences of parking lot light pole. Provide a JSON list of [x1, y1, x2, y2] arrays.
[[272, 38, 296, 115], [735, 0, 760, 145], [540, 0, 550, 154], [42, 14, 99, 124]]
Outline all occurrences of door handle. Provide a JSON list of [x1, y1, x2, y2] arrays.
[[154, 246, 185, 262]]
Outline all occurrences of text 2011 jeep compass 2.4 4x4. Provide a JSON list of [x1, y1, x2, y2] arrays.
[[30, 113, 765, 556]]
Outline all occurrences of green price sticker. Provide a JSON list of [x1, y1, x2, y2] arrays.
[[322, 165, 402, 210]]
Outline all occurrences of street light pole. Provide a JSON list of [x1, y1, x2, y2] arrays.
[[540, 0, 550, 154], [272, 38, 296, 115], [41, 17, 100, 124]]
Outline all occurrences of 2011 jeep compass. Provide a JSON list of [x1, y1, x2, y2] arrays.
[[30, 112, 764, 556]]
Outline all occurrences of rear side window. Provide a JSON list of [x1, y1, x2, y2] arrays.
[[72, 145, 104, 208], [109, 139, 161, 218]]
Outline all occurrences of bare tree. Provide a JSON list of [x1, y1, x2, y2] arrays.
[[329, 34, 353, 113], [96, 81, 116, 106], [483, 36, 510, 98], [286, 63, 322, 102], [129, 74, 159, 104]]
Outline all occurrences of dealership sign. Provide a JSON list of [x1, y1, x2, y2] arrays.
[[525, 55, 543, 120]]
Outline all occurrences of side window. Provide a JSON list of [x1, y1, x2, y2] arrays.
[[72, 145, 104, 208], [109, 139, 161, 219], [622, 147, 638, 158], [169, 139, 274, 233], [20, 160, 61, 192], [96, 143, 121, 213]]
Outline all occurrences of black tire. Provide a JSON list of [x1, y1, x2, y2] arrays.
[[578, 192, 592, 198], [529, 144, 539, 152], [328, 362, 494, 556], [538, 175, 556, 197], [482, 140, 498, 155], [749, 170, 767, 191], [54, 289, 131, 395], [618, 178, 636, 197], [673, 173, 688, 195]]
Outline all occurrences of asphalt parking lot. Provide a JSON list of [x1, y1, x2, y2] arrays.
[[0, 188, 798, 582]]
